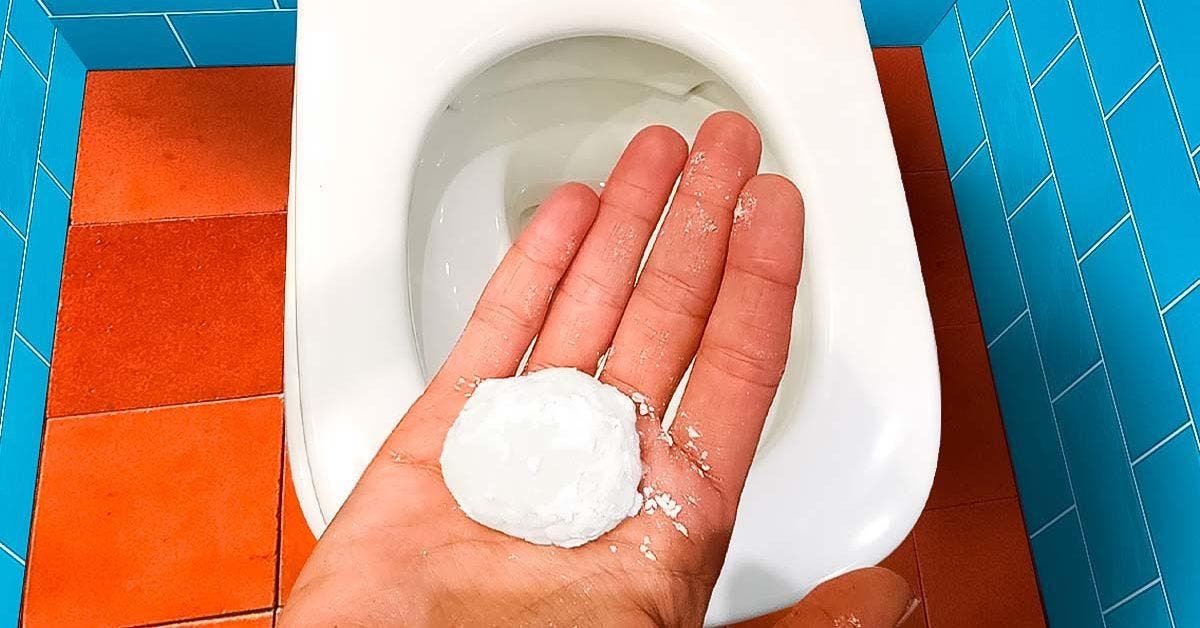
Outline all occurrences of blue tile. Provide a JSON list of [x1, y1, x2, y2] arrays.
[[1010, 0, 1074, 78], [952, 148, 1025, 340], [1081, 222, 1188, 457], [971, 18, 1050, 214], [53, 15, 189, 69], [0, 552, 23, 628], [0, 38, 47, 233], [1142, 0, 1200, 148], [15, 169, 69, 358], [957, 0, 1007, 52], [277, 0, 296, 8], [1071, 0, 1156, 112], [0, 343, 49, 558], [43, 0, 272, 14], [987, 316, 1072, 528], [1166, 289, 1200, 414], [171, 10, 295, 67], [1106, 584, 1172, 628], [1010, 179, 1098, 394], [861, 0, 957, 45], [1034, 43, 1127, 250], [1135, 430, 1200, 627], [38, 30, 85, 190], [0, 229, 23, 375], [1109, 71, 1200, 303], [8, 0, 54, 76], [1029, 510, 1103, 627], [923, 9, 985, 172], [1054, 368, 1155, 607]]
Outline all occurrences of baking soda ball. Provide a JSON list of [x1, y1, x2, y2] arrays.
[[440, 367, 643, 548]]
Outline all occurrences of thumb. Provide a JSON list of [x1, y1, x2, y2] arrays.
[[778, 567, 918, 627]]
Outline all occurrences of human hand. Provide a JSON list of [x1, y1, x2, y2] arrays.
[[280, 111, 914, 627]]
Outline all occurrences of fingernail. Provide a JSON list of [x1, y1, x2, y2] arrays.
[[896, 597, 921, 627]]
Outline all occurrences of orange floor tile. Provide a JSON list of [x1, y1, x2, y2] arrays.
[[927, 324, 1019, 510], [24, 397, 283, 627], [278, 457, 317, 605], [913, 499, 1046, 627], [902, 171, 982, 329], [71, 67, 293, 225], [160, 609, 275, 627], [878, 534, 928, 628], [872, 48, 947, 174], [47, 213, 286, 418]]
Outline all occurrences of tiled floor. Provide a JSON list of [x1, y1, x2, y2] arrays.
[[16, 51, 1044, 626]]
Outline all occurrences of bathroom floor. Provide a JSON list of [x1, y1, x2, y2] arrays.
[[18, 51, 1043, 626]]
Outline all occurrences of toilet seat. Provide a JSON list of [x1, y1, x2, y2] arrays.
[[285, 0, 940, 623]]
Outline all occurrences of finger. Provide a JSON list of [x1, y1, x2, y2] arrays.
[[526, 126, 688, 374], [779, 568, 917, 628], [431, 183, 600, 393], [600, 111, 761, 413], [671, 174, 804, 506]]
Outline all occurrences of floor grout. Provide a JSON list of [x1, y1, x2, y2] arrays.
[[68, 208, 288, 230], [46, 390, 284, 422]]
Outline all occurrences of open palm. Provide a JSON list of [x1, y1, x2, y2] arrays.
[[280, 112, 911, 627]]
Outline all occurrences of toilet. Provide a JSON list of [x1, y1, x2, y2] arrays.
[[284, 0, 941, 623]]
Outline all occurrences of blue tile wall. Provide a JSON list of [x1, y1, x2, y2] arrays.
[[48, 4, 295, 70], [0, 1, 86, 621], [925, 0, 1200, 625], [859, 0, 957, 46]]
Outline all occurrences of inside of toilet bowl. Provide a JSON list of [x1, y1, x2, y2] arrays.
[[407, 36, 810, 451]]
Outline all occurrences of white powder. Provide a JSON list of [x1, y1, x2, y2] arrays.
[[440, 367, 642, 548]]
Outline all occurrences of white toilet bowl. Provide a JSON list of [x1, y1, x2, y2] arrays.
[[285, 0, 941, 623]]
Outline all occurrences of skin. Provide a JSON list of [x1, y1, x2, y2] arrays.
[[280, 112, 917, 627]]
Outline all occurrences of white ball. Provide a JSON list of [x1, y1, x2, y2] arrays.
[[440, 367, 643, 548]]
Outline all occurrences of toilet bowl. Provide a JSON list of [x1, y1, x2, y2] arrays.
[[285, 0, 941, 623]]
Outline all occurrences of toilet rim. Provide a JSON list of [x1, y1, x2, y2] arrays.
[[286, 0, 940, 622]]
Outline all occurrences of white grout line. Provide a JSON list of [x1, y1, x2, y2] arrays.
[[1031, 34, 1079, 89], [1161, 276, 1200, 315], [1007, 171, 1054, 220], [951, 139, 988, 181], [1029, 504, 1076, 539], [162, 14, 195, 68], [37, 161, 69, 199], [1078, 212, 1131, 264], [969, 8, 1013, 61], [271, 0, 280, 8], [0, 211, 25, 241], [987, 308, 1030, 348], [0, 0, 11, 70], [53, 7, 294, 18], [1063, 4, 1187, 625], [1104, 577, 1162, 615], [1135, 0, 1200, 189], [0, 541, 24, 567], [1132, 422, 1193, 466], [1191, 144, 1200, 158], [4, 33, 48, 82], [1051, 359, 1104, 405], [14, 330, 49, 367], [1103, 62, 1160, 121], [33, 0, 48, 17]]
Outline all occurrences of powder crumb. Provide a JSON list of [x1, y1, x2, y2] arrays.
[[654, 493, 682, 519], [643, 535, 651, 544], [684, 440, 699, 452], [699, 451, 708, 461], [638, 402, 650, 416], [685, 495, 699, 505], [642, 485, 654, 498], [421, 549, 428, 557], [700, 462, 711, 472], [630, 391, 646, 403], [689, 151, 706, 166], [610, 545, 618, 554], [703, 220, 718, 233], [644, 550, 657, 561], [507, 555, 517, 561], [686, 425, 702, 439], [656, 432, 674, 446], [454, 376, 467, 391], [673, 521, 689, 537], [643, 499, 658, 514]]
